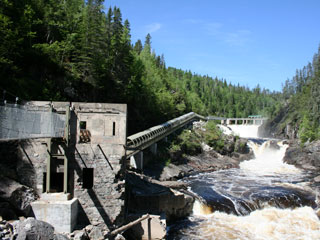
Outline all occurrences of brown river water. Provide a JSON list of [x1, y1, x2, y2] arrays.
[[167, 136, 320, 239]]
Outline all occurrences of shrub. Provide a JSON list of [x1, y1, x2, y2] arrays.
[[299, 114, 318, 144], [203, 121, 225, 151], [168, 129, 202, 156]]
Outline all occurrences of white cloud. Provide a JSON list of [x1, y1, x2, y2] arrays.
[[182, 19, 204, 24], [205, 22, 223, 35], [205, 22, 252, 47], [145, 23, 162, 34], [225, 30, 252, 46]]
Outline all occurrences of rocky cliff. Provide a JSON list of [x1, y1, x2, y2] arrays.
[[283, 140, 320, 171]]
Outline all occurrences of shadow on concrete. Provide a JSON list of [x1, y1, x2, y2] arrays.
[[75, 202, 90, 230], [87, 189, 113, 227], [75, 146, 87, 168], [97, 144, 113, 170], [20, 143, 34, 166], [71, 152, 114, 229]]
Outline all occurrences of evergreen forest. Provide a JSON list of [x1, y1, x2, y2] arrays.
[[0, 0, 319, 140], [280, 46, 320, 142]]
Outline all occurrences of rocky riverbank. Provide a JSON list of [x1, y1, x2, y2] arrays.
[[283, 140, 320, 171], [143, 121, 254, 181], [143, 142, 253, 181], [0, 216, 127, 240], [283, 140, 320, 191]]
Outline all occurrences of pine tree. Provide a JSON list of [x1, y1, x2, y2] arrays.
[[133, 40, 143, 55]]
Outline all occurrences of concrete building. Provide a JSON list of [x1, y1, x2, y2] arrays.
[[20, 101, 127, 232]]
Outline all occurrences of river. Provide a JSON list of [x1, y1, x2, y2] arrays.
[[167, 126, 320, 239]]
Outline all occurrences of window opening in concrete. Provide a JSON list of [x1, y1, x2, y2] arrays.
[[43, 172, 64, 193], [112, 122, 116, 136], [80, 121, 86, 130], [83, 168, 94, 189], [80, 121, 91, 143]]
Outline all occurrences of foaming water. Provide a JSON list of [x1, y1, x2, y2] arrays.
[[185, 168, 314, 216], [218, 124, 233, 135], [168, 137, 319, 239], [240, 140, 301, 175], [184, 206, 320, 240], [227, 125, 260, 138], [193, 200, 213, 216]]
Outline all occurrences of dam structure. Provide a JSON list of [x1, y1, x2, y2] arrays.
[[219, 115, 268, 138]]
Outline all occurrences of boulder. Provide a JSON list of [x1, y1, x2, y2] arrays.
[[314, 176, 320, 183], [0, 219, 14, 240], [14, 217, 54, 240], [88, 226, 104, 240], [159, 163, 187, 181], [268, 140, 280, 150], [73, 230, 89, 240], [221, 135, 235, 155], [234, 138, 250, 154], [0, 177, 37, 217], [126, 172, 194, 222], [54, 233, 70, 240], [283, 140, 320, 171], [201, 143, 213, 152]]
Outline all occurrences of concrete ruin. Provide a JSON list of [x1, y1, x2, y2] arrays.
[[18, 101, 127, 232]]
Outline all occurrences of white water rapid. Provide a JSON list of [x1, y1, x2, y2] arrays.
[[168, 125, 320, 239], [191, 205, 320, 240], [218, 124, 260, 138], [240, 140, 301, 175]]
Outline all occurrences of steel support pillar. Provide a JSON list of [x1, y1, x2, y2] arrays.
[[63, 105, 70, 194], [130, 151, 144, 170], [46, 105, 53, 193]]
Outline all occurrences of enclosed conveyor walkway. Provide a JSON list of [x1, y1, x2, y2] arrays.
[[126, 112, 206, 159]]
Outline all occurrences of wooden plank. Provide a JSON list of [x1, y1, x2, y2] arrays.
[[109, 214, 150, 237], [46, 138, 51, 193]]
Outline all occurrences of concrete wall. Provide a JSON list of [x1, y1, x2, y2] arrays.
[[18, 101, 127, 231], [31, 197, 78, 233]]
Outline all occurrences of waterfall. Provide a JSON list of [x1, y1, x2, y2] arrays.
[[193, 200, 213, 215], [240, 140, 301, 175], [218, 124, 260, 138]]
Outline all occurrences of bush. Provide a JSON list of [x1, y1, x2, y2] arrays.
[[203, 121, 225, 151], [178, 130, 202, 155], [299, 114, 318, 144], [169, 129, 202, 156]]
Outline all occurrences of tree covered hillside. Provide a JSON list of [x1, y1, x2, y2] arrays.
[[1, 0, 280, 134], [278, 46, 320, 143]]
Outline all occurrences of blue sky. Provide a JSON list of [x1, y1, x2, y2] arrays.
[[105, 0, 320, 91]]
